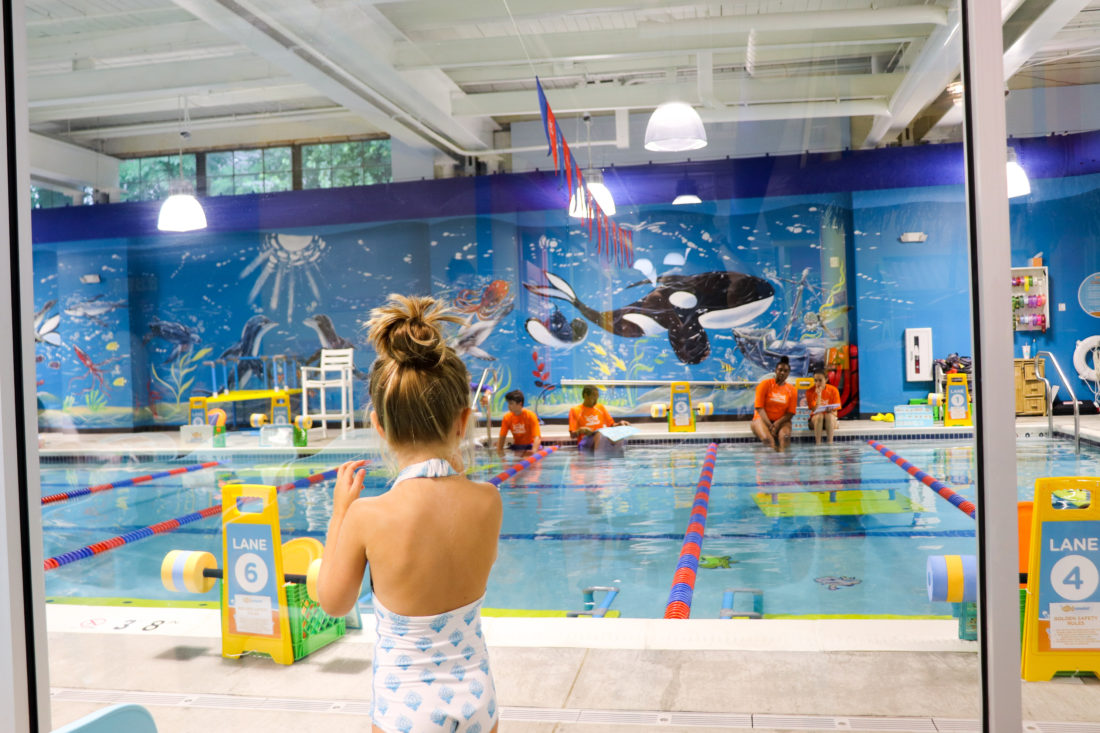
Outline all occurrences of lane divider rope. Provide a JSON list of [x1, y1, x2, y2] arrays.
[[487, 446, 558, 486], [664, 442, 719, 619], [43, 466, 341, 571], [41, 461, 222, 506], [44, 447, 562, 572], [866, 440, 976, 519]]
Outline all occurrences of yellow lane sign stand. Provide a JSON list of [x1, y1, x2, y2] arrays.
[[1022, 476, 1100, 680], [221, 483, 295, 665], [943, 373, 972, 427], [668, 382, 695, 433]]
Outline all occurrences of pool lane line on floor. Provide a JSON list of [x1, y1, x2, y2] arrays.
[[665, 442, 719, 619], [40, 461, 222, 506], [867, 440, 977, 519]]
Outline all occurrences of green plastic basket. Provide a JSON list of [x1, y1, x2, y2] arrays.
[[285, 582, 345, 661]]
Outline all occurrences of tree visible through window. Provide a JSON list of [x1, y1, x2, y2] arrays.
[[207, 147, 292, 196], [118, 155, 197, 203], [302, 139, 390, 189]]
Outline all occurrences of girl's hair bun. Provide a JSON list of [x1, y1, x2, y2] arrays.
[[368, 294, 462, 368]]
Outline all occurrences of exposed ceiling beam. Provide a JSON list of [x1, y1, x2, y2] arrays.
[[26, 20, 235, 65], [169, 0, 489, 155], [28, 55, 293, 107], [28, 82, 322, 124], [395, 26, 922, 70], [376, 0, 702, 30], [453, 74, 900, 116], [444, 45, 903, 86], [633, 6, 947, 36], [698, 99, 889, 122], [65, 107, 358, 139], [930, 0, 1091, 133]]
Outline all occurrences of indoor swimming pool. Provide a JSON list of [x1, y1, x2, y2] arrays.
[[39, 438, 1100, 619]]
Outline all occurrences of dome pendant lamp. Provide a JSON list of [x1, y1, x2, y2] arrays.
[[1006, 146, 1031, 199], [158, 97, 207, 232], [569, 113, 616, 218], [645, 101, 707, 152]]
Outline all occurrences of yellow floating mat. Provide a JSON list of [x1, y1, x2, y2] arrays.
[[754, 488, 923, 517], [206, 388, 301, 403]]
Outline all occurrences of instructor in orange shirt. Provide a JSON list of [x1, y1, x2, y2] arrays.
[[497, 389, 541, 457], [751, 356, 798, 452], [569, 385, 628, 452]]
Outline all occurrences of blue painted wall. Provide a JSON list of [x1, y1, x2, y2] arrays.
[[30, 131, 1100, 428]]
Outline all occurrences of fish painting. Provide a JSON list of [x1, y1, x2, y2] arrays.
[[34, 299, 61, 346], [144, 318, 201, 363], [220, 315, 278, 388], [63, 294, 126, 327], [524, 270, 774, 364], [814, 576, 862, 590]]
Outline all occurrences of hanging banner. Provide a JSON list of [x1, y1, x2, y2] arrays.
[[536, 77, 632, 268]]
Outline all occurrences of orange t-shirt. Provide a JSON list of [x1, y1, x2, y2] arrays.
[[806, 384, 842, 414], [754, 378, 798, 422], [569, 403, 614, 434], [500, 408, 540, 444]]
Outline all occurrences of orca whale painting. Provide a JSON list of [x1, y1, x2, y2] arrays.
[[524, 269, 775, 364]]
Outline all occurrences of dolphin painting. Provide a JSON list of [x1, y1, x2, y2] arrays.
[[34, 299, 61, 346], [220, 315, 278, 388], [523, 270, 775, 364], [303, 314, 356, 351]]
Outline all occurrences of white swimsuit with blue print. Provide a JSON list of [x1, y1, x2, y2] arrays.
[[371, 458, 498, 733]]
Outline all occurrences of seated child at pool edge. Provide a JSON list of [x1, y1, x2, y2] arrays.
[[496, 389, 541, 457], [569, 385, 629, 451], [316, 294, 502, 733]]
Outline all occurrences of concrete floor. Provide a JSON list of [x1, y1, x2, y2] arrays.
[[38, 415, 1100, 732]]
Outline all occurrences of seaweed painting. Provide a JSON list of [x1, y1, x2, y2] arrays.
[[151, 346, 212, 404]]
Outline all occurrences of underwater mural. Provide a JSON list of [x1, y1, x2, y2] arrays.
[[42, 133, 1100, 428]]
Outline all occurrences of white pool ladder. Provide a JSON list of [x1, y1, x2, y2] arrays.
[[1035, 350, 1080, 454]]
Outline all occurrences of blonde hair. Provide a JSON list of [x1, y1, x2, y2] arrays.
[[367, 294, 470, 446]]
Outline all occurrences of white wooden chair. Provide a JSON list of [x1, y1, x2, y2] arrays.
[[300, 348, 356, 438]]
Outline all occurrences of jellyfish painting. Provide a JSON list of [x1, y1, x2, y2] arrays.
[[239, 232, 328, 320]]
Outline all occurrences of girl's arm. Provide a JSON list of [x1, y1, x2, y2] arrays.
[[317, 460, 370, 618]]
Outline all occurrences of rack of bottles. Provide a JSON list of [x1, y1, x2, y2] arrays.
[[1011, 266, 1049, 332]]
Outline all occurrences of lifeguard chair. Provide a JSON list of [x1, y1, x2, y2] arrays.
[[300, 348, 356, 438]]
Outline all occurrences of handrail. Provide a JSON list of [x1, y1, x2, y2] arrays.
[[1034, 351, 1080, 454]]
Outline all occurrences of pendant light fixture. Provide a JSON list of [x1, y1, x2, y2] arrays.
[[671, 176, 701, 205], [1006, 146, 1031, 199], [569, 113, 616, 218], [158, 97, 207, 232], [645, 101, 707, 152]]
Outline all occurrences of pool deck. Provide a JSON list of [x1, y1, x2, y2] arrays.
[[39, 416, 1100, 732]]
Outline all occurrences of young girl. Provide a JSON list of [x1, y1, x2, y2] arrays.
[[317, 294, 502, 733]]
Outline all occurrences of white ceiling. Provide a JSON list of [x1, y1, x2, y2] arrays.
[[23, 0, 1100, 167]]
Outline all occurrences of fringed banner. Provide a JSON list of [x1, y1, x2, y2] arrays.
[[536, 77, 633, 267]]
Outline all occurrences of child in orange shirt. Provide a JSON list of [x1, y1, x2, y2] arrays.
[[569, 385, 627, 452], [806, 369, 842, 444], [496, 389, 541, 457]]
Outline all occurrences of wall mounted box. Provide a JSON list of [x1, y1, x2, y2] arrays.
[[905, 327, 933, 381]]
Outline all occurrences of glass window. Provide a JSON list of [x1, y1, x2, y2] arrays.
[[301, 139, 391, 189], [117, 154, 197, 202]]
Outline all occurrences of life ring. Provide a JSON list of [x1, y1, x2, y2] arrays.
[[1073, 335, 1100, 381]]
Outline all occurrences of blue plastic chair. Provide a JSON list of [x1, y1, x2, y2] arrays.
[[53, 703, 157, 733]]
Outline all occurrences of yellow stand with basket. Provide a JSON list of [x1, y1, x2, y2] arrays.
[[943, 373, 972, 427], [1022, 477, 1100, 681], [668, 382, 695, 433]]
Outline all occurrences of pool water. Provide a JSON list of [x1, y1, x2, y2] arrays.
[[40, 439, 1100, 619]]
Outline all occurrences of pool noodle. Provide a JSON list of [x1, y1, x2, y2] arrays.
[[664, 442, 719, 619], [40, 461, 222, 506], [866, 440, 976, 519], [43, 465, 343, 572]]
